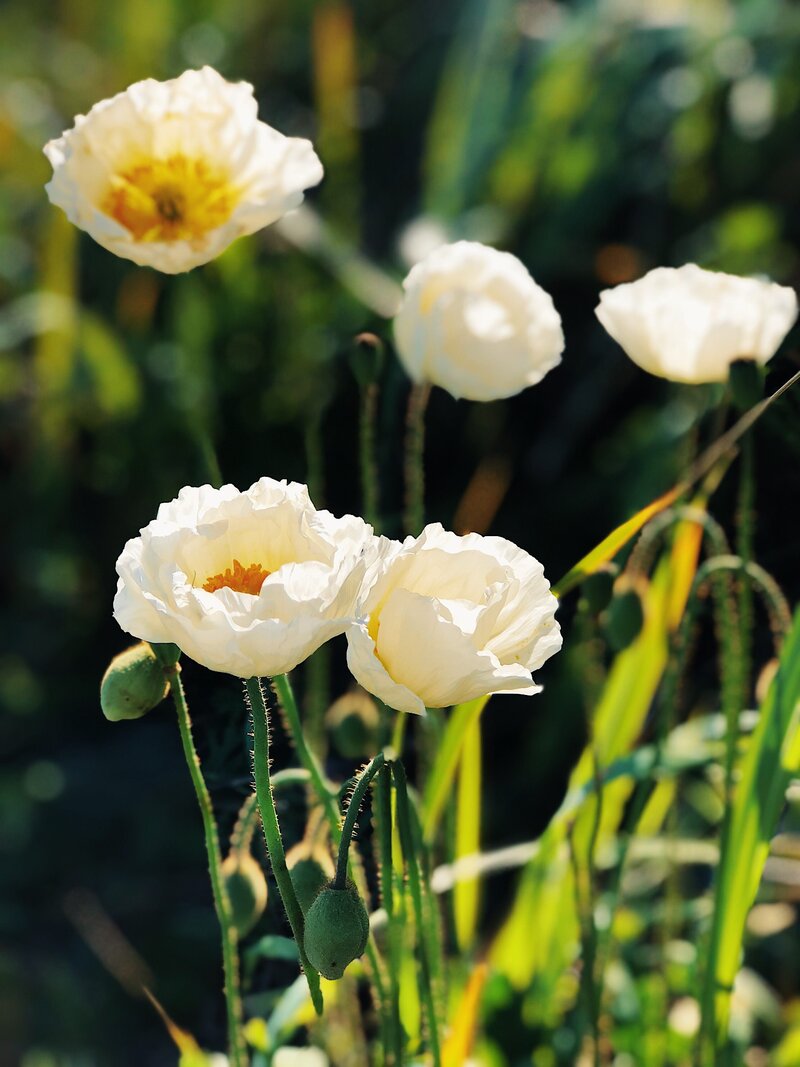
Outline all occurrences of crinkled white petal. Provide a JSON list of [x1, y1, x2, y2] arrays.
[[44, 66, 323, 273], [346, 522, 561, 711], [596, 264, 798, 383], [393, 241, 564, 401], [113, 477, 374, 678]]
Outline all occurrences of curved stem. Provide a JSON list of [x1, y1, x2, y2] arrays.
[[403, 382, 431, 536], [245, 677, 323, 1015], [168, 666, 247, 1067], [229, 770, 312, 854], [334, 754, 386, 889]]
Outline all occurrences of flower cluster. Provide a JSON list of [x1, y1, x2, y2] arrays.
[[113, 478, 562, 711]]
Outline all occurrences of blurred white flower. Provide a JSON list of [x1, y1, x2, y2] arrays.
[[393, 241, 564, 402], [114, 479, 372, 678], [346, 524, 561, 715], [596, 264, 797, 384], [44, 66, 323, 273], [273, 1049, 329, 1067]]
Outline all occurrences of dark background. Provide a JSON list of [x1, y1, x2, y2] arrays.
[[2, 0, 800, 1062]]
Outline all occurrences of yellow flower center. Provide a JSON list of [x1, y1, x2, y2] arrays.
[[103, 155, 238, 242], [203, 560, 270, 596]]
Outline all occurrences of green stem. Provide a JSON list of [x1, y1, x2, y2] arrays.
[[335, 755, 387, 889], [403, 382, 431, 536], [273, 674, 340, 831], [393, 761, 441, 1067], [376, 768, 404, 1066], [245, 677, 323, 1015], [360, 379, 381, 531], [736, 434, 756, 705], [167, 666, 247, 1067], [273, 674, 390, 1023], [229, 770, 312, 854]]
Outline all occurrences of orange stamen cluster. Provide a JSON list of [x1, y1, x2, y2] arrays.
[[103, 155, 237, 242], [203, 560, 270, 596]]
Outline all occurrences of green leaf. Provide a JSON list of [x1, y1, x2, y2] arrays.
[[421, 696, 488, 842], [704, 608, 800, 1043]]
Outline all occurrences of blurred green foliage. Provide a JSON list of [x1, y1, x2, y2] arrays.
[[3, 0, 800, 1064]]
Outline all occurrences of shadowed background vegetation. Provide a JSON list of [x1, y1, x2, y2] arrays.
[[3, 1, 800, 1064]]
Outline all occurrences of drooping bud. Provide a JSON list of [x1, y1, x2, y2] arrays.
[[221, 852, 268, 939], [303, 879, 370, 980], [605, 586, 645, 652], [325, 688, 380, 759], [100, 642, 170, 722], [349, 332, 385, 390]]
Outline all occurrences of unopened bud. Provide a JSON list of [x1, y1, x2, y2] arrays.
[[287, 840, 335, 913], [303, 880, 370, 980], [100, 643, 170, 722], [221, 852, 268, 939]]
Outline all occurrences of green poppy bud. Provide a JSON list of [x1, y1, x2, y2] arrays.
[[605, 588, 645, 652], [221, 852, 268, 939], [100, 642, 170, 722], [349, 332, 385, 390], [303, 880, 370, 980], [729, 359, 763, 412], [326, 688, 380, 759], [582, 566, 616, 615]]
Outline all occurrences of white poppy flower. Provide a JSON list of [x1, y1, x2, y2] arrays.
[[393, 241, 564, 401], [595, 264, 797, 383], [346, 524, 562, 715], [113, 479, 372, 678], [44, 67, 323, 273]]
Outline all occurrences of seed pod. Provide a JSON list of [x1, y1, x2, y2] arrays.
[[100, 642, 170, 721], [325, 688, 380, 759], [605, 587, 645, 652], [221, 852, 268, 939], [303, 879, 370, 980]]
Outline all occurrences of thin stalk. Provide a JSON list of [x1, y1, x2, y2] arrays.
[[168, 666, 247, 1067], [272, 674, 340, 832], [736, 435, 756, 705], [271, 674, 389, 1017], [403, 382, 431, 536], [393, 761, 441, 1067], [360, 378, 381, 531], [229, 770, 312, 854], [335, 754, 387, 889], [377, 768, 404, 1066], [245, 677, 323, 1015]]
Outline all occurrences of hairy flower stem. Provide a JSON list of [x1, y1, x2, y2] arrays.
[[273, 674, 390, 1019], [245, 677, 323, 1015], [166, 663, 247, 1067], [360, 378, 382, 531], [403, 382, 431, 536], [736, 434, 755, 704], [394, 760, 441, 1067], [334, 754, 387, 890], [376, 768, 404, 1066]]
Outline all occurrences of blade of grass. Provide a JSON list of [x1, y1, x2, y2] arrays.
[[454, 713, 482, 951], [701, 608, 800, 1054]]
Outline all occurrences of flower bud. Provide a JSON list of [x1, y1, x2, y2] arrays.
[[100, 642, 170, 721], [349, 332, 385, 390], [303, 880, 370, 980], [605, 587, 645, 652], [325, 688, 380, 759], [221, 852, 268, 939], [289, 856, 331, 914]]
